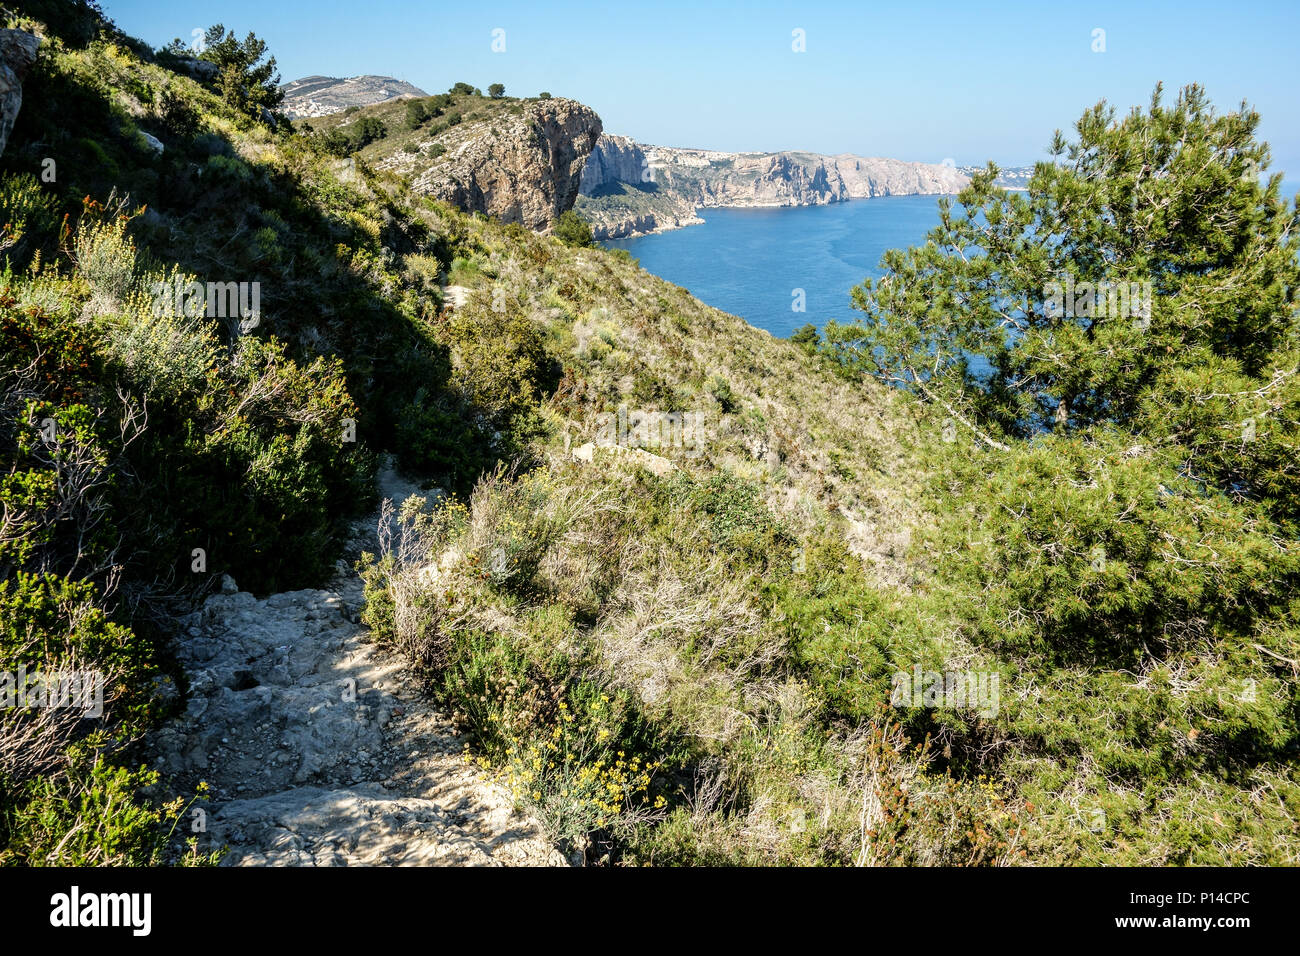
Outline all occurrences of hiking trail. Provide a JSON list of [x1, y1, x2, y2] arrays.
[[150, 466, 565, 866]]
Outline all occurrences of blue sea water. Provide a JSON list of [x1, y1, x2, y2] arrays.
[[604, 196, 945, 339], [603, 182, 1300, 340]]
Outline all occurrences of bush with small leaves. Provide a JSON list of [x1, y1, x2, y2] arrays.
[[553, 209, 593, 248]]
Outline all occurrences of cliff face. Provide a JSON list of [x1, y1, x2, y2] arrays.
[[579, 133, 648, 191], [829, 154, 969, 198], [394, 99, 602, 230], [578, 134, 970, 238], [0, 30, 40, 158]]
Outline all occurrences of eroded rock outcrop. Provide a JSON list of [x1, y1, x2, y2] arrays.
[[395, 98, 601, 231], [0, 30, 40, 158]]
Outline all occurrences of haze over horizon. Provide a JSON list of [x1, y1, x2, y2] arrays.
[[104, 0, 1300, 175]]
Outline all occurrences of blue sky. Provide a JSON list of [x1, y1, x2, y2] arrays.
[[105, 0, 1300, 173]]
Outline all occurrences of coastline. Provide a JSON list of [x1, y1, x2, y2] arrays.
[[593, 190, 973, 241]]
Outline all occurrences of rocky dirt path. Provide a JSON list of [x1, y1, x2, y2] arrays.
[[150, 468, 564, 866]]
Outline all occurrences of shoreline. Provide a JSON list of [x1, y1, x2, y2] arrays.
[[595, 189, 991, 242]]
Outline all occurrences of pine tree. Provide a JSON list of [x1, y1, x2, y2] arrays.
[[824, 83, 1299, 526], [197, 24, 284, 125], [404, 100, 429, 130]]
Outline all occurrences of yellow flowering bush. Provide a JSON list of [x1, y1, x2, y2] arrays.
[[473, 690, 667, 849]]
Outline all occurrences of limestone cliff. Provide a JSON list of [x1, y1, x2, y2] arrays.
[[379, 98, 602, 231], [579, 133, 648, 191], [577, 134, 970, 238]]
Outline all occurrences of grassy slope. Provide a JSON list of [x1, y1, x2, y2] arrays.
[[386, 204, 1300, 867]]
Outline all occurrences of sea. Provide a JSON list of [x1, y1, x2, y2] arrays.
[[603, 183, 1300, 340]]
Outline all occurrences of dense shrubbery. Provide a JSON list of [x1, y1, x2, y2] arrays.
[[317, 115, 387, 156], [0, 188, 373, 859], [404, 100, 432, 130], [4, 2, 1295, 867], [0, 10, 398, 857], [0, 3, 585, 864], [553, 209, 593, 247], [808, 84, 1300, 862], [358, 459, 1033, 865], [353, 85, 1300, 866]]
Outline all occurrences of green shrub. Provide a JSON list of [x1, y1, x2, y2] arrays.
[[157, 88, 201, 140], [0, 571, 155, 728], [553, 210, 593, 248], [204, 153, 252, 182], [446, 256, 480, 285], [392, 392, 489, 493], [927, 431, 1299, 666], [444, 310, 561, 427], [73, 208, 138, 306], [457, 652, 666, 851], [404, 100, 429, 130], [0, 757, 218, 866], [121, 335, 371, 591], [105, 270, 219, 401], [0, 173, 60, 265], [351, 115, 387, 148], [790, 322, 820, 355]]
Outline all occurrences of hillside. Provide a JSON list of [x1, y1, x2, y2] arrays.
[[2, 1, 1298, 871], [296, 89, 601, 230], [576, 133, 971, 238], [280, 74, 427, 119]]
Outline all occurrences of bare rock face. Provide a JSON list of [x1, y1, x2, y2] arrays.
[[411, 98, 602, 230], [172, 56, 219, 83], [701, 151, 847, 206], [829, 154, 969, 198], [581, 200, 703, 241], [0, 30, 40, 158], [580, 133, 649, 192]]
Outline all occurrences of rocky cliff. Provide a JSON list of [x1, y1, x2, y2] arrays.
[[0, 29, 39, 158], [579, 133, 650, 191], [378, 98, 602, 231], [828, 153, 970, 198], [577, 134, 970, 238]]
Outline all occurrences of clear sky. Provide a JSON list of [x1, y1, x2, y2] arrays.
[[103, 0, 1300, 173]]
